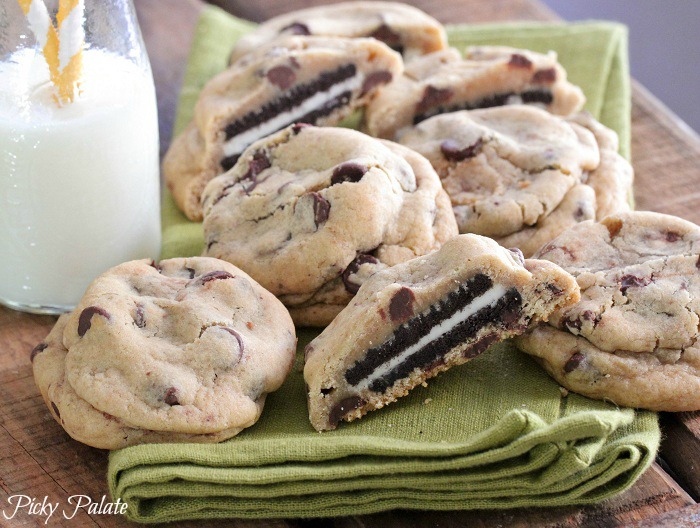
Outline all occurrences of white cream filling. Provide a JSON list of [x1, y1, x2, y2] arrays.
[[222, 74, 363, 158], [354, 284, 508, 392]]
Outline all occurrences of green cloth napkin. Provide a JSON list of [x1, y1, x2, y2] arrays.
[[108, 6, 657, 523]]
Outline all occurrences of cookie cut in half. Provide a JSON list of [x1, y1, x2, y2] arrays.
[[399, 106, 634, 256], [365, 46, 585, 140], [164, 36, 403, 220], [32, 257, 296, 449], [304, 234, 580, 431], [202, 124, 458, 327], [516, 211, 700, 411], [229, 1, 447, 63]]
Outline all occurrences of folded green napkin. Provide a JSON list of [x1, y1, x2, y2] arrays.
[[108, 6, 657, 523]]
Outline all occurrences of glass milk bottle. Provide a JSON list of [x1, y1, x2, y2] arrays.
[[0, 0, 161, 314]]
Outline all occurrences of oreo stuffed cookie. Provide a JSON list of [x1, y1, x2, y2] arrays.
[[516, 211, 700, 411], [32, 257, 296, 449], [365, 46, 585, 140], [229, 1, 447, 63], [201, 124, 458, 327], [304, 234, 580, 431], [399, 106, 634, 256], [164, 36, 403, 220]]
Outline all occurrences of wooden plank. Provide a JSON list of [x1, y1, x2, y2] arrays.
[[631, 81, 700, 225], [629, 503, 700, 528], [660, 412, 700, 501]]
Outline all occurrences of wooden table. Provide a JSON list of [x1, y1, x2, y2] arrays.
[[2, 0, 700, 526]]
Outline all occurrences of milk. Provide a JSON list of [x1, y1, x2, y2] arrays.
[[0, 48, 161, 313]]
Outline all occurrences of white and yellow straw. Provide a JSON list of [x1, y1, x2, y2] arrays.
[[17, 0, 85, 105]]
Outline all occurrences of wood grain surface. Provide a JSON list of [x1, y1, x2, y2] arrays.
[[1, 0, 699, 526]]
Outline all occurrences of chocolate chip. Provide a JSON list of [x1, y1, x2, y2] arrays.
[[77, 306, 111, 337], [370, 24, 402, 49], [389, 287, 416, 323], [564, 317, 582, 332], [416, 85, 454, 114], [574, 205, 586, 221], [304, 344, 314, 362], [440, 138, 484, 162], [220, 327, 245, 358], [331, 162, 368, 185], [509, 53, 533, 69], [508, 247, 525, 266], [328, 395, 365, 427], [342, 254, 379, 294], [361, 70, 393, 96], [582, 310, 598, 322], [185, 267, 196, 279], [267, 65, 296, 90], [603, 218, 623, 239], [564, 352, 585, 373], [547, 284, 563, 296], [30, 343, 48, 362], [620, 275, 651, 294], [163, 387, 180, 406], [532, 68, 557, 83], [291, 122, 312, 134], [134, 304, 146, 328], [51, 401, 61, 419], [198, 271, 234, 284], [320, 387, 334, 396], [240, 151, 272, 193], [665, 231, 681, 242], [310, 192, 331, 227], [280, 22, 310, 35]]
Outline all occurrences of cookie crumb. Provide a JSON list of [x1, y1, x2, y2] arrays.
[[424, 398, 433, 404], [559, 386, 569, 397]]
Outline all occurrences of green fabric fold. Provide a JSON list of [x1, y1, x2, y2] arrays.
[[109, 6, 656, 523]]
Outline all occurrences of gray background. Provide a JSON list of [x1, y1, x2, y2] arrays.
[[543, 0, 700, 133]]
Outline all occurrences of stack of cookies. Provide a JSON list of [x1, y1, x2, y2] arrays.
[[33, 2, 700, 444]]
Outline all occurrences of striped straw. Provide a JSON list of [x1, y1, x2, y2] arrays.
[[55, 0, 85, 104], [16, 0, 61, 93]]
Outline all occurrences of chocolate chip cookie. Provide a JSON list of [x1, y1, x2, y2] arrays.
[[201, 124, 458, 327], [229, 1, 447, 63], [304, 234, 580, 431], [516, 211, 700, 411], [399, 106, 633, 256], [364, 46, 585, 140], [32, 257, 296, 449], [164, 36, 403, 221]]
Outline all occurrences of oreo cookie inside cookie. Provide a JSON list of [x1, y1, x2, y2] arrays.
[[343, 274, 523, 399], [221, 63, 379, 171], [413, 88, 554, 125]]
